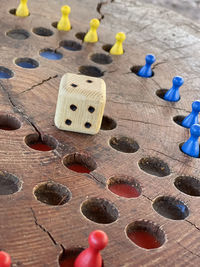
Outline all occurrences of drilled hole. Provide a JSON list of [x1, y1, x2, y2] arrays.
[[81, 197, 118, 224], [153, 196, 189, 220], [138, 157, 170, 177], [70, 105, 77, 111], [34, 182, 71, 206], [126, 220, 165, 249], [65, 119, 72, 125], [52, 21, 58, 29], [75, 32, 86, 41], [90, 53, 112, 65], [25, 133, 57, 151], [59, 248, 84, 267], [109, 136, 139, 153], [102, 44, 112, 52], [6, 29, 30, 40], [40, 48, 63, 60], [9, 8, 16, 15], [33, 27, 53, 37], [85, 122, 91, 128], [101, 115, 117, 130], [60, 40, 82, 51], [0, 114, 21, 130], [130, 65, 154, 77], [0, 67, 14, 79], [88, 106, 95, 113], [173, 115, 185, 126], [108, 175, 141, 198], [15, 57, 39, 69], [174, 176, 200, 196], [79, 65, 104, 77], [0, 171, 22, 195], [63, 153, 97, 173], [156, 89, 168, 100]]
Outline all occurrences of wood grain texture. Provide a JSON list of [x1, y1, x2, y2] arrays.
[[0, 0, 199, 266]]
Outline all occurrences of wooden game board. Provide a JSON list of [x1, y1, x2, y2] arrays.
[[0, 0, 200, 266]]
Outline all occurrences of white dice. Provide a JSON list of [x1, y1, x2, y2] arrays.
[[54, 73, 106, 134]]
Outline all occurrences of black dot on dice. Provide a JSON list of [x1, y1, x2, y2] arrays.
[[87, 80, 93, 83], [88, 106, 95, 113], [85, 122, 91, 128], [65, 119, 72, 125], [70, 104, 77, 111], [71, 83, 77, 87]]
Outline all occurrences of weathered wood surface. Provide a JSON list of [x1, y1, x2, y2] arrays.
[[0, 0, 200, 266]]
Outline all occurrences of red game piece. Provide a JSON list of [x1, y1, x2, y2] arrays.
[[74, 230, 108, 267], [0, 251, 11, 267]]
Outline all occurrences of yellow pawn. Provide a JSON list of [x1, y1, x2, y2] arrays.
[[57, 5, 71, 31], [110, 32, 126, 55], [16, 0, 29, 17], [84, 19, 100, 43]]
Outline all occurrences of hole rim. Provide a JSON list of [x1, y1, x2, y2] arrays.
[[101, 115, 117, 131], [15, 57, 39, 69], [6, 29, 30, 40], [33, 181, 72, 206], [174, 176, 200, 197], [59, 40, 82, 51], [39, 48, 63, 60], [81, 197, 119, 224], [0, 114, 21, 130], [0, 67, 14, 79], [102, 44, 112, 53], [109, 136, 139, 153], [24, 133, 58, 151], [33, 27, 54, 37], [138, 157, 170, 177], [90, 53, 113, 65], [130, 65, 155, 78], [79, 65, 104, 77], [75, 32, 86, 41], [0, 171, 22, 195], [173, 115, 186, 126]]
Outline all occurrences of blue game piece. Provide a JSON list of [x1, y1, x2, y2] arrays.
[[181, 124, 200, 158], [164, 76, 184, 102], [182, 100, 200, 128], [137, 54, 156, 78]]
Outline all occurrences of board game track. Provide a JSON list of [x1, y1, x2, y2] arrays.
[[0, 0, 200, 266]]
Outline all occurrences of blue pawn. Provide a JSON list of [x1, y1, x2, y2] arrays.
[[137, 54, 156, 78], [182, 100, 200, 128], [181, 124, 200, 158], [164, 76, 184, 102]]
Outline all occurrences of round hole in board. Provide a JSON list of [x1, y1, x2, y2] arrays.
[[6, 29, 30, 40], [15, 57, 39, 69], [109, 136, 139, 153], [138, 157, 170, 177], [85, 122, 91, 128], [59, 248, 84, 267], [65, 119, 72, 126], [25, 133, 57, 151], [107, 175, 141, 198], [0, 67, 14, 79], [101, 115, 117, 131], [33, 27, 54, 37], [59, 40, 82, 51], [152, 196, 189, 220], [40, 48, 63, 60], [63, 153, 97, 174], [79, 65, 104, 77], [0, 171, 22, 195], [81, 197, 118, 224], [174, 176, 200, 197], [0, 114, 21, 130], [33, 181, 71, 206], [52, 21, 58, 29], [173, 115, 186, 126], [156, 89, 168, 100], [102, 44, 112, 52], [90, 53, 113, 65], [126, 220, 165, 249], [70, 105, 77, 111], [75, 32, 86, 41], [130, 65, 154, 77]]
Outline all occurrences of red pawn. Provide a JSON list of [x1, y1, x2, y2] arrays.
[[0, 251, 11, 267], [74, 230, 108, 267]]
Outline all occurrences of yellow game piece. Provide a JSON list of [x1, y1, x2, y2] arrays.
[[57, 5, 71, 31], [110, 32, 126, 55], [16, 0, 29, 17], [84, 19, 100, 43]]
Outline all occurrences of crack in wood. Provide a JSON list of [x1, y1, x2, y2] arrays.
[[185, 219, 200, 232], [19, 75, 59, 94], [177, 242, 200, 258], [116, 117, 171, 128]]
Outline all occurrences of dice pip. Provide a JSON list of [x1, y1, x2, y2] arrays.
[[54, 73, 106, 134]]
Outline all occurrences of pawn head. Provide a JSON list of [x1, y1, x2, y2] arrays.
[[88, 230, 108, 251], [115, 32, 126, 42], [145, 54, 156, 65], [190, 124, 200, 137], [61, 5, 71, 15], [90, 18, 100, 29], [0, 251, 11, 267], [192, 100, 200, 112], [173, 76, 184, 87]]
